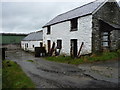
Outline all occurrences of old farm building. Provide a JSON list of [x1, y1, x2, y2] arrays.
[[21, 30, 43, 52], [43, 0, 120, 57]]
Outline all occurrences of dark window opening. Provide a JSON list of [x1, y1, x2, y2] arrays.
[[47, 26, 51, 34], [57, 40, 62, 49], [33, 45, 34, 48], [40, 42, 43, 47], [70, 18, 78, 31], [27, 43, 28, 48]]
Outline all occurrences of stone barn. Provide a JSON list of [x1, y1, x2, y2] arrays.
[[42, 0, 120, 57], [21, 30, 43, 52]]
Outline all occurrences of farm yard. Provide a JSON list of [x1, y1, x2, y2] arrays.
[[2, 44, 119, 88], [1, 0, 120, 89]]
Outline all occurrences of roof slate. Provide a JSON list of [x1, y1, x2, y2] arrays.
[[22, 31, 43, 41], [43, 0, 106, 27]]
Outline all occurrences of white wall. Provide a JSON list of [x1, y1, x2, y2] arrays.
[[43, 15, 92, 55], [21, 40, 43, 52]]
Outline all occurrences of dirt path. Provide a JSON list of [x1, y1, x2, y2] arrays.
[[5, 50, 118, 88], [78, 59, 119, 84]]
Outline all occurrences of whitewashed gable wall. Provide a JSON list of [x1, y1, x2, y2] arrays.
[[43, 15, 92, 55], [21, 41, 42, 52]]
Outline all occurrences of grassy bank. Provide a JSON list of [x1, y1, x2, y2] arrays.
[[45, 51, 119, 65], [0, 68, 2, 89], [2, 60, 35, 88]]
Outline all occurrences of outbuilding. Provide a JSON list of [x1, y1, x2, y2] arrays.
[[21, 30, 43, 52], [43, 0, 120, 57]]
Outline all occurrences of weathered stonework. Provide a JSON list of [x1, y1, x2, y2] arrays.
[[92, 1, 120, 53], [110, 30, 120, 50], [92, 18, 102, 53]]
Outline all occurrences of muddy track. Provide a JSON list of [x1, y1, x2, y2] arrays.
[[37, 67, 84, 76], [29, 72, 73, 88], [5, 50, 118, 88]]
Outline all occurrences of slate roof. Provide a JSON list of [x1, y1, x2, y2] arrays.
[[22, 31, 43, 41], [43, 0, 106, 27]]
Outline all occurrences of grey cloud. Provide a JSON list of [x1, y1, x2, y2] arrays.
[[2, 1, 92, 33]]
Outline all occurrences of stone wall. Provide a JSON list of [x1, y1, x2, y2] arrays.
[[110, 30, 120, 50], [92, 18, 102, 53], [92, 1, 120, 52]]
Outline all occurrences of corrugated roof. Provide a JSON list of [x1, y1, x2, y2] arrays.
[[43, 0, 106, 27], [22, 31, 43, 41]]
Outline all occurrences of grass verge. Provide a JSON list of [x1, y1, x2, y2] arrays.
[[26, 60, 34, 62], [2, 60, 35, 88], [45, 51, 119, 65], [0, 68, 2, 90]]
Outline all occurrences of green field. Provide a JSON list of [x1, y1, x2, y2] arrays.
[[2, 60, 35, 88]]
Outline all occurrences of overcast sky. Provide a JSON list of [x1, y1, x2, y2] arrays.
[[1, 0, 120, 34]]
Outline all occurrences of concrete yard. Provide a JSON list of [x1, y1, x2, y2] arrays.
[[5, 46, 119, 88]]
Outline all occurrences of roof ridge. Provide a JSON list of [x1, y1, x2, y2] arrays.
[[43, 0, 108, 27], [92, 0, 107, 13]]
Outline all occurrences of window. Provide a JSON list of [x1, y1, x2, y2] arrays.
[[33, 45, 34, 48], [101, 32, 110, 47], [57, 40, 62, 49], [26, 43, 28, 48], [70, 18, 78, 31], [40, 42, 43, 47], [103, 42, 109, 47], [47, 26, 51, 34]]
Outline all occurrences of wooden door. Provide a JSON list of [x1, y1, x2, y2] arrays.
[[47, 40, 51, 53], [70, 39, 77, 57]]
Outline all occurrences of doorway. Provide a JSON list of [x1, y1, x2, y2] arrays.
[[99, 20, 113, 51], [40, 42, 43, 47], [70, 39, 77, 57], [47, 40, 51, 53], [25, 43, 28, 50]]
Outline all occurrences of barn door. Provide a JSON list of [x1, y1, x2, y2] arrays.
[[25, 43, 27, 50], [70, 39, 77, 57]]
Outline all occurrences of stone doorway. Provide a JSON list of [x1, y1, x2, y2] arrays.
[[70, 39, 77, 57]]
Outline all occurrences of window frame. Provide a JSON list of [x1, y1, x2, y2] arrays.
[[70, 18, 78, 31], [47, 26, 51, 35], [40, 42, 43, 47], [26, 43, 28, 48], [32, 45, 34, 48], [57, 40, 62, 49], [101, 31, 110, 48]]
